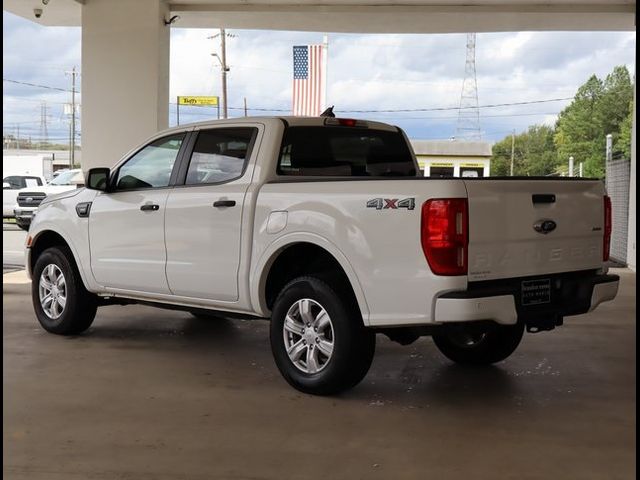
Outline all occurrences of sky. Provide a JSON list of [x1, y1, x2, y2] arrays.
[[2, 10, 636, 145]]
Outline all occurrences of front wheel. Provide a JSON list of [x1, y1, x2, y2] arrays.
[[270, 276, 375, 395], [32, 246, 97, 335], [432, 323, 524, 365]]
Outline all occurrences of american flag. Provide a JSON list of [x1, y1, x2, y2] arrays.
[[292, 44, 324, 116]]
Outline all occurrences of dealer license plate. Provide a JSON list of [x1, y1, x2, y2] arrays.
[[521, 279, 551, 306]]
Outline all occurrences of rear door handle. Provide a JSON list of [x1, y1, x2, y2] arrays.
[[213, 200, 236, 208], [140, 204, 160, 211]]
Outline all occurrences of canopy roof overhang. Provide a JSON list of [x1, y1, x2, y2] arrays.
[[3, 0, 636, 32]]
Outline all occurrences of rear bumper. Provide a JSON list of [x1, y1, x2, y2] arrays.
[[435, 270, 619, 327]]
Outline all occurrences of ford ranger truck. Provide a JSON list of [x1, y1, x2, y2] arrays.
[[24, 117, 619, 395]]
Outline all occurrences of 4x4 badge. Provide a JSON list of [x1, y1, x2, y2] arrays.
[[367, 198, 415, 210]]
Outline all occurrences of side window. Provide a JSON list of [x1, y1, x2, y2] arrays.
[[115, 134, 185, 190], [185, 128, 256, 185]]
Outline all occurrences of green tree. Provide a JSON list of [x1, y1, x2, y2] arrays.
[[615, 101, 634, 159], [554, 65, 633, 177], [554, 75, 604, 176], [491, 124, 558, 176], [600, 66, 634, 147]]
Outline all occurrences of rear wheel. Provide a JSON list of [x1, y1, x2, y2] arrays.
[[270, 276, 375, 395], [32, 246, 97, 335], [432, 323, 524, 365]]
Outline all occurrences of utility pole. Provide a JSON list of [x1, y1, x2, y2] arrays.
[[220, 29, 228, 119], [510, 129, 515, 176], [66, 66, 78, 167], [39, 102, 49, 149], [243, 97, 248, 117], [209, 30, 233, 119]]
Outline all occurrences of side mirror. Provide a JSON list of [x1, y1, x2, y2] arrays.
[[2, 182, 11, 190], [85, 168, 111, 192]]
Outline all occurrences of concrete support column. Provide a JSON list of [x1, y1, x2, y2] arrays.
[[626, 76, 636, 271], [81, 0, 169, 170]]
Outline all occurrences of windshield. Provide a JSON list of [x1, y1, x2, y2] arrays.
[[50, 170, 81, 186]]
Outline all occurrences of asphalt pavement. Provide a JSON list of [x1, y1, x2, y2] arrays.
[[2, 267, 636, 480]]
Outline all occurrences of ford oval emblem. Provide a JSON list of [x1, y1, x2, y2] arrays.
[[534, 219, 557, 234]]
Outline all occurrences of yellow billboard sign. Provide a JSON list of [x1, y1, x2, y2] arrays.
[[178, 96, 219, 106], [460, 163, 486, 168]]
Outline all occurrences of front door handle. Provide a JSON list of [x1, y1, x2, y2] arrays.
[[140, 204, 160, 211], [213, 200, 236, 208]]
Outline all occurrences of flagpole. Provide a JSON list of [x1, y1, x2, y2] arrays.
[[322, 34, 328, 111]]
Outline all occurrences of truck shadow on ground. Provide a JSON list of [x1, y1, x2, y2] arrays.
[[83, 309, 526, 408], [84, 311, 251, 348]]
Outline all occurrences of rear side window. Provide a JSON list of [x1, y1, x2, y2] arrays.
[[278, 126, 417, 177], [185, 128, 257, 185]]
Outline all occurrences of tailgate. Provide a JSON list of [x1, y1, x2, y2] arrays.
[[464, 179, 605, 281]]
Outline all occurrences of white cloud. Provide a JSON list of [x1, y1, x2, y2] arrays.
[[3, 10, 636, 143]]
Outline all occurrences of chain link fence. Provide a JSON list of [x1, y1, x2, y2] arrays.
[[605, 154, 630, 266]]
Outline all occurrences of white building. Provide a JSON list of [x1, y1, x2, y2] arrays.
[[411, 140, 492, 177], [3, 149, 80, 175]]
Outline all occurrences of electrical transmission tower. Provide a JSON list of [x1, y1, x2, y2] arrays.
[[455, 33, 482, 141], [39, 101, 49, 148]]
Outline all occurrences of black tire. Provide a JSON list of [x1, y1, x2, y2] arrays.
[[270, 276, 375, 395], [32, 246, 97, 335], [432, 322, 524, 365]]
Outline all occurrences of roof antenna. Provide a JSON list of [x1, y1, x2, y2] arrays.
[[320, 106, 335, 117]]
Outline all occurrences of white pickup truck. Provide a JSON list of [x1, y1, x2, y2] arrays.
[[25, 116, 619, 395], [13, 169, 85, 230]]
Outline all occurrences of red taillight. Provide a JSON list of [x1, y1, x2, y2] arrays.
[[421, 198, 468, 276], [603, 195, 612, 261]]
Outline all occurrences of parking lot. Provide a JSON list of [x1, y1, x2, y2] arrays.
[[3, 230, 635, 479]]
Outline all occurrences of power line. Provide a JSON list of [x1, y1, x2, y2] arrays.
[[170, 97, 573, 114], [5, 75, 575, 114], [339, 97, 573, 113], [168, 97, 572, 114], [3, 78, 74, 93], [168, 109, 560, 121]]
